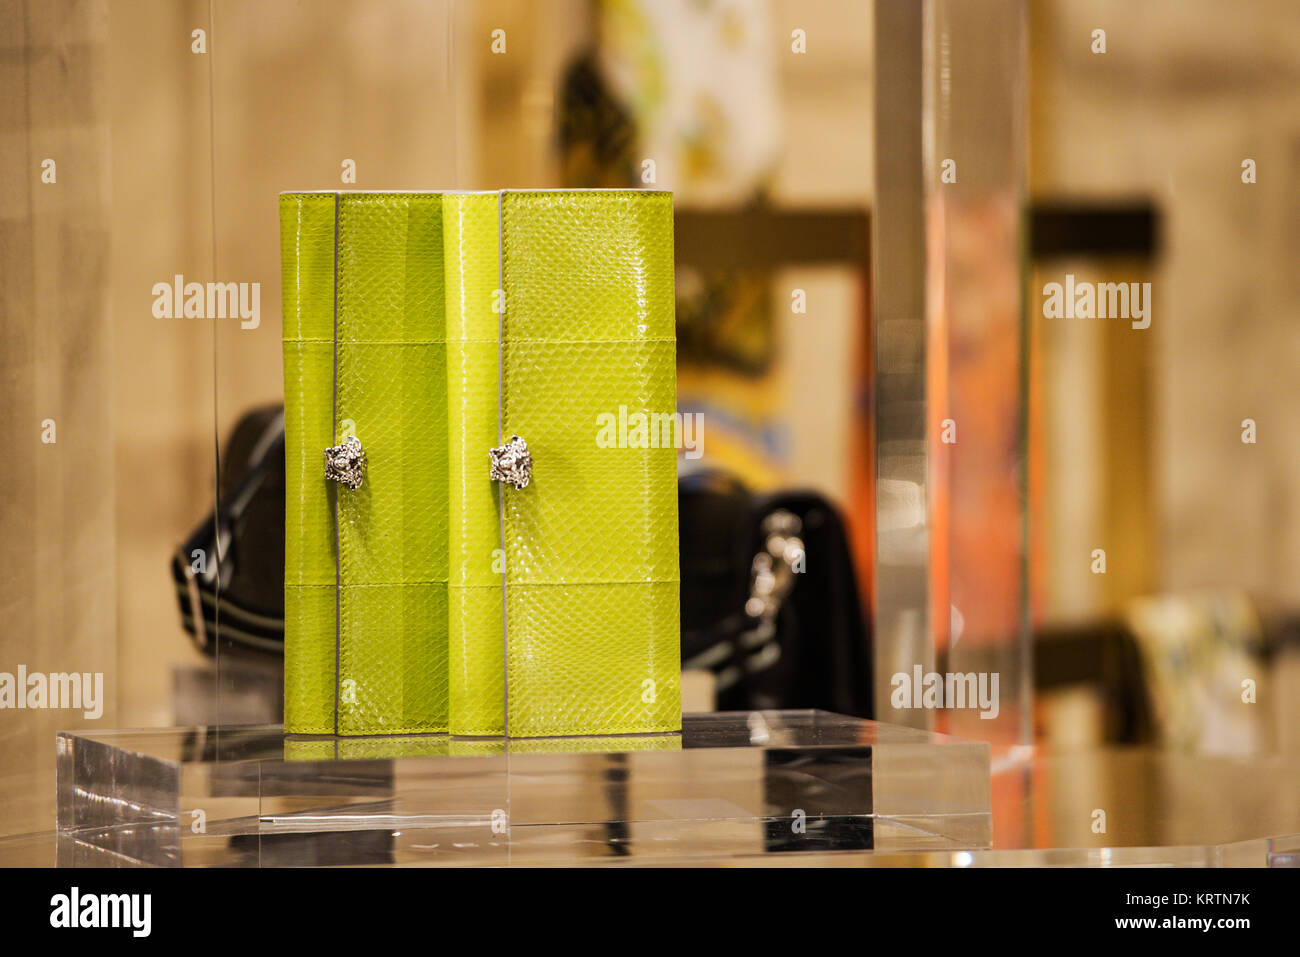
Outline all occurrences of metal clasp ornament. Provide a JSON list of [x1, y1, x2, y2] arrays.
[[489, 435, 532, 490], [324, 435, 367, 490]]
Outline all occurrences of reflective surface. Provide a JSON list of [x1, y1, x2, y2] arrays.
[[28, 712, 1300, 867], [54, 710, 991, 866]]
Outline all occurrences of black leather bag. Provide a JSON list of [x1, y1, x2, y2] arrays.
[[678, 470, 874, 717], [174, 408, 873, 718], [171, 405, 286, 656]]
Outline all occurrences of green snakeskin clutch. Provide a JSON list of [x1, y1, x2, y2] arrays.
[[280, 190, 681, 738]]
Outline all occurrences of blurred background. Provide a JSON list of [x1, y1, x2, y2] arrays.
[[2, 0, 1297, 849]]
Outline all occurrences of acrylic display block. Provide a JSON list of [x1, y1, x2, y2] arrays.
[[55, 710, 991, 866]]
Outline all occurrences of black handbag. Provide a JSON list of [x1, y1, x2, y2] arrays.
[[678, 469, 874, 717], [172, 404, 286, 656], [174, 407, 873, 718]]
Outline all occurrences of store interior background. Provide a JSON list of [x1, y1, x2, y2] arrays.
[[3, 0, 1298, 845]]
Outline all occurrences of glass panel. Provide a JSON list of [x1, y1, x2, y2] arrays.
[[922, 0, 1030, 746], [0, 0, 118, 837], [873, 0, 1031, 745]]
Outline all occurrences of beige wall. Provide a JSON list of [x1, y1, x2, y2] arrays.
[[1031, 0, 1300, 612], [771, 1, 872, 504], [109, 0, 216, 728]]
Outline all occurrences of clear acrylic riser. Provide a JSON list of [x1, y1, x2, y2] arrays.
[[55, 710, 990, 866]]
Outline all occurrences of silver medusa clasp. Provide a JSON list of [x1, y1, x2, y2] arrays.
[[489, 435, 532, 490], [324, 435, 367, 490]]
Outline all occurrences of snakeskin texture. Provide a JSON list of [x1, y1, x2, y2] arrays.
[[506, 734, 681, 754], [283, 736, 451, 761], [281, 193, 339, 735], [281, 189, 681, 739], [282, 192, 449, 735], [335, 194, 448, 735], [443, 193, 507, 735], [501, 190, 681, 736]]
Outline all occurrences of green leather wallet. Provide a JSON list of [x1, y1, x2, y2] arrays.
[[281, 190, 681, 738]]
